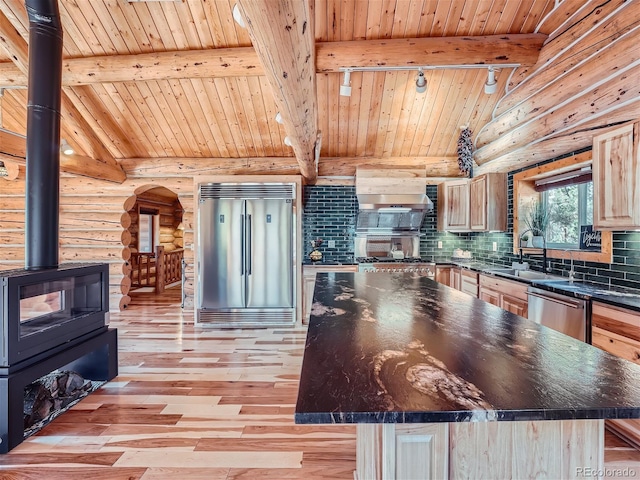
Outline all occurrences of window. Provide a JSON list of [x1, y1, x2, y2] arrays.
[[543, 181, 593, 249], [138, 213, 156, 253], [513, 152, 611, 263]]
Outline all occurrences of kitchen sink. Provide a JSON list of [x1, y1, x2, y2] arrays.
[[484, 267, 566, 282]]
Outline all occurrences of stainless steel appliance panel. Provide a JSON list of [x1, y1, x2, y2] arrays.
[[527, 287, 588, 342], [245, 198, 293, 308], [198, 198, 245, 309]]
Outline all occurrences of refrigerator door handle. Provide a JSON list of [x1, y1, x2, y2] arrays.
[[240, 214, 245, 275], [247, 214, 252, 275]]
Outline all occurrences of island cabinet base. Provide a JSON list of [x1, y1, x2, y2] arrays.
[[355, 419, 604, 480]]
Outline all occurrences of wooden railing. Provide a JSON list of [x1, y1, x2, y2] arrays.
[[131, 247, 184, 293]]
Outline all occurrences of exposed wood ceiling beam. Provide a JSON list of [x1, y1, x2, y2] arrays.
[[119, 155, 460, 178], [0, 33, 547, 87], [0, 129, 126, 183], [315, 34, 547, 72], [236, 0, 318, 183], [0, 6, 126, 183]]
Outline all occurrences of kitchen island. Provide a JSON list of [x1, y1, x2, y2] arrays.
[[295, 272, 640, 479]]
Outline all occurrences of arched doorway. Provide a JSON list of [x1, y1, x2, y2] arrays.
[[120, 185, 184, 308]]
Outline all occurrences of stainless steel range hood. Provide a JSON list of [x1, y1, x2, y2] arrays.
[[355, 168, 432, 233]]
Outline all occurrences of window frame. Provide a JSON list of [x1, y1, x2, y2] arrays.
[[512, 152, 612, 264], [542, 181, 592, 250]]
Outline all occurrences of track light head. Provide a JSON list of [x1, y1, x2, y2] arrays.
[[60, 139, 74, 155], [484, 67, 497, 95], [232, 4, 245, 28], [340, 70, 352, 97], [284, 136, 293, 147], [275, 112, 283, 124], [415, 69, 427, 93]]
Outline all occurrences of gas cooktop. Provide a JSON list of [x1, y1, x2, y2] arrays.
[[356, 257, 432, 264]]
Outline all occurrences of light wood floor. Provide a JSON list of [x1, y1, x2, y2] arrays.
[[1, 286, 639, 479]]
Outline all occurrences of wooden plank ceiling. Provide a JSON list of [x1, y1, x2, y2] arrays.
[[0, 0, 568, 183]]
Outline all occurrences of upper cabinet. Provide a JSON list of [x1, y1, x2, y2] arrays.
[[470, 173, 507, 232], [593, 121, 640, 230], [437, 179, 470, 231], [438, 173, 506, 232]]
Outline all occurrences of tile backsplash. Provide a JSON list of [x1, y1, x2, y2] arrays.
[[301, 154, 640, 290], [302, 186, 356, 263]]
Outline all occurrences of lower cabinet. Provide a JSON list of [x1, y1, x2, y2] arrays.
[[478, 274, 528, 319], [435, 266, 452, 286], [303, 265, 358, 324], [450, 267, 461, 291], [591, 302, 640, 450], [460, 269, 478, 298]]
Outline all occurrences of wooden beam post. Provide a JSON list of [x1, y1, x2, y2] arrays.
[[236, 0, 318, 183]]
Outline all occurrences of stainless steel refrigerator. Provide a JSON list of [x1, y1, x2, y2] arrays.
[[196, 183, 296, 327]]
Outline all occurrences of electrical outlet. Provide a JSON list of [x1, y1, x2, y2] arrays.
[[492, 242, 497, 251], [437, 241, 442, 249], [328, 240, 336, 248]]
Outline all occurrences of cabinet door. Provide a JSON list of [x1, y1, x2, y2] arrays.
[[450, 268, 461, 291], [437, 180, 469, 231], [469, 175, 487, 231], [501, 294, 528, 319], [593, 121, 640, 230], [302, 273, 317, 324], [436, 266, 452, 286], [479, 286, 500, 307]]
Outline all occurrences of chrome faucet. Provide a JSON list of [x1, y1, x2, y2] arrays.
[[568, 250, 576, 282]]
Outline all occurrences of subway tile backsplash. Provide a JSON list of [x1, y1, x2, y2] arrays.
[[301, 154, 640, 290], [302, 186, 357, 264]]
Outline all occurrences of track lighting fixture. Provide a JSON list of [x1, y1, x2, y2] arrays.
[[275, 112, 283, 124], [484, 67, 497, 95], [415, 68, 427, 93], [339, 70, 352, 97], [60, 139, 74, 155], [337, 64, 515, 98], [284, 137, 293, 147]]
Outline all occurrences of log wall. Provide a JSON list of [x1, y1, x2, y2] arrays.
[[474, 0, 640, 174], [0, 170, 196, 311]]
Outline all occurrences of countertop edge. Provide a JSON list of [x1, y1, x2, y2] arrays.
[[295, 407, 640, 424]]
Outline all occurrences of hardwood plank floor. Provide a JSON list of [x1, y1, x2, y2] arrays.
[[1, 286, 639, 479]]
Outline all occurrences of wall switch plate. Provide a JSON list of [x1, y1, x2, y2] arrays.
[[437, 241, 442, 249], [492, 242, 497, 251], [328, 240, 336, 248]]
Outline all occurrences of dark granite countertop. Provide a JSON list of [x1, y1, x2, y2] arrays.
[[434, 259, 640, 311], [531, 279, 640, 312], [295, 272, 640, 424]]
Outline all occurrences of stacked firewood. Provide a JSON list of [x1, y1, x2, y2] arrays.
[[23, 371, 90, 429]]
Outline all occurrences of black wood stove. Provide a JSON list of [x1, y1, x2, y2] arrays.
[[0, 0, 117, 453]]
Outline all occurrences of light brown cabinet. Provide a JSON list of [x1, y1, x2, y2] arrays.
[[460, 269, 478, 298], [438, 174, 506, 232], [435, 266, 452, 286], [437, 179, 469, 231], [450, 267, 461, 291], [469, 173, 507, 231], [593, 121, 640, 230], [478, 274, 528, 318], [591, 302, 640, 449], [302, 265, 358, 324]]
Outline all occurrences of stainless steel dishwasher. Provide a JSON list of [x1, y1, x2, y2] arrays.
[[527, 287, 589, 342]]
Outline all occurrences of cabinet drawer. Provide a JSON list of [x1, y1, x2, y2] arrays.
[[460, 270, 478, 297], [592, 302, 640, 342], [478, 274, 528, 301], [592, 326, 640, 364]]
